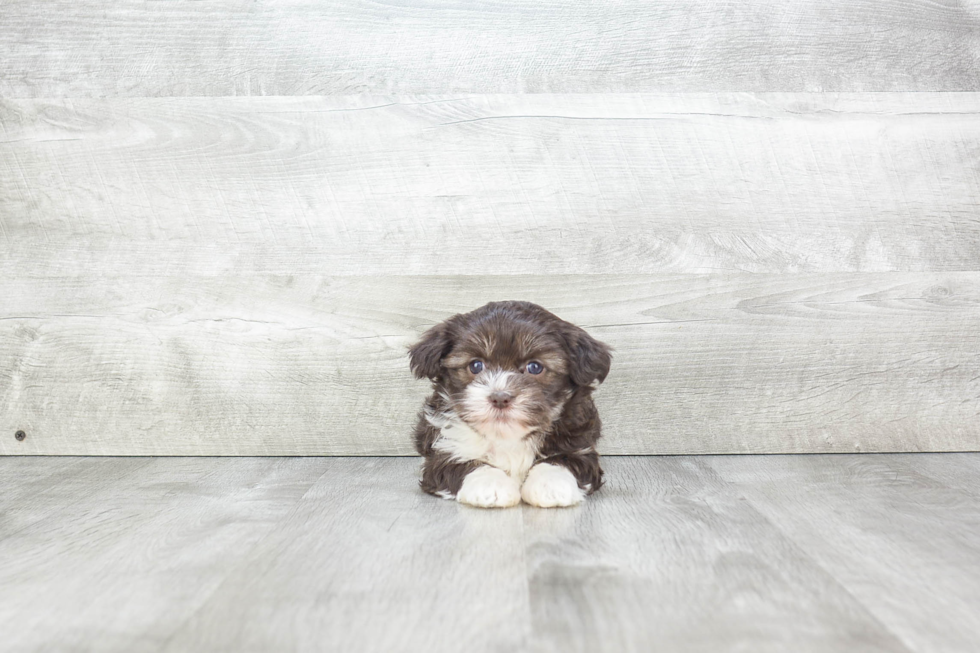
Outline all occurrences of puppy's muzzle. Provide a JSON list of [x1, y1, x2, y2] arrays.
[[489, 391, 513, 409]]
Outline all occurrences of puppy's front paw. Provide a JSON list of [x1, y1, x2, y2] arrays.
[[521, 463, 585, 508], [457, 466, 521, 508]]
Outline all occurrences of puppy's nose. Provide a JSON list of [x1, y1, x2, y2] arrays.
[[489, 391, 513, 409]]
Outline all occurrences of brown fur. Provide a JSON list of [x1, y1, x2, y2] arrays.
[[409, 301, 611, 498]]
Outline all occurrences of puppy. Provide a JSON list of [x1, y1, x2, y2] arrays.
[[409, 301, 611, 508]]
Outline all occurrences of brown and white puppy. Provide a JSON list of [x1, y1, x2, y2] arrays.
[[409, 301, 611, 508]]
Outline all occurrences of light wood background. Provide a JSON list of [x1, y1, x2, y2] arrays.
[[1, 2, 978, 455]]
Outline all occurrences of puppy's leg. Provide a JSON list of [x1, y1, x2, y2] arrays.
[[521, 453, 602, 508], [420, 454, 480, 500], [420, 455, 521, 508], [456, 466, 521, 509]]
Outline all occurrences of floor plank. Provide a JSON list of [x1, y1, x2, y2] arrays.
[[3, 455, 979, 652], [886, 453, 980, 501], [707, 454, 980, 653], [524, 457, 909, 653], [0, 457, 325, 653], [0, 457, 151, 539], [162, 458, 530, 653]]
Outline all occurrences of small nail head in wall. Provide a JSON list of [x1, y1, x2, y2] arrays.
[[14, 430, 26, 441]]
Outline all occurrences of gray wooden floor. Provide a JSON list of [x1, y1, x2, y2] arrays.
[[2, 455, 979, 652]]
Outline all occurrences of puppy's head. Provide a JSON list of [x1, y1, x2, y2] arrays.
[[409, 301, 611, 439]]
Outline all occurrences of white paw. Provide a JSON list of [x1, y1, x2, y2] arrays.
[[457, 466, 522, 508], [521, 463, 586, 508]]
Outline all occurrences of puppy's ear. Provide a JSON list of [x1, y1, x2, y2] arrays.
[[561, 325, 612, 387], [409, 319, 456, 380]]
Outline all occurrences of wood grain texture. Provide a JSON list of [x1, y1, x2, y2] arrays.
[[160, 458, 529, 653], [890, 453, 980, 500], [2, 273, 978, 455], [0, 457, 150, 537], [3, 94, 980, 275], [8, 455, 980, 652], [524, 456, 910, 653], [708, 454, 980, 653], [0, 457, 326, 653], [1, 0, 979, 97]]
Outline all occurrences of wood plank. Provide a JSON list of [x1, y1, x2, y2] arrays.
[[0, 456, 84, 502], [0, 457, 325, 653], [2, 273, 977, 456], [889, 453, 980, 500], [524, 456, 910, 652], [707, 454, 980, 653], [161, 458, 530, 653], [0, 457, 152, 539], [1, 1, 978, 96], [3, 94, 980, 275], [5, 455, 980, 651]]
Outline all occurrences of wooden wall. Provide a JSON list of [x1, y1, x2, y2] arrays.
[[1, 1, 978, 455]]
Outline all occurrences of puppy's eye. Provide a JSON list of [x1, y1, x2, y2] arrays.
[[467, 360, 484, 374], [525, 361, 544, 375]]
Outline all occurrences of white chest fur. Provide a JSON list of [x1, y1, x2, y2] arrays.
[[431, 419, 538, 482]]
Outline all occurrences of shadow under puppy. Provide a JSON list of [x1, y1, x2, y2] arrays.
[[409, 301, 612, 508]]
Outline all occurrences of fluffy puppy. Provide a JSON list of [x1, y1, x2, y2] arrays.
[[409, 301, 611, 508]]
